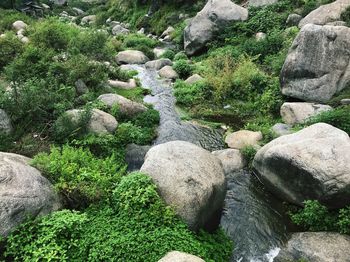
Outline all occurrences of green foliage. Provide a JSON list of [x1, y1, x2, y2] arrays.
[[240, 145, 257, 170], [174, 51, 188, 61], [4, 173, 232, 262], [0, 33, 23, 70], [32, 145, 126, 207], [173, 59, 194, 79], [119, 33, 158, 59], [116, 122, 157, 145], [174, 80, 210, 106], [290, 200, 350, 234], [131, 108, 160, 127], [0, 8, 32, 32], [341, 6, 350, 27]]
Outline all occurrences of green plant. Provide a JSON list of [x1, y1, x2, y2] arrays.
[[0, 8, 32, 32], [173, 59, 194, 79], [0, 33, 23, 70], [174, 80, 210, 106], [160, 49, 175, 60], [240, 145, 257, 170]]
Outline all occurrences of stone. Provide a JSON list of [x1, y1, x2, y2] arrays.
[[107, 79, 137, 89], [140, 141, 226, 231], [153, 47, 167, 58], [280, 102, 332, 125], [75, 79, 88, 95], [299, 0, 350, 28], [341, 98, 350, 105], [158, 251, 205, 262], [53, 0, 67, 6], [281, 24, 350, 102], [158, 65, 179, 80], [97, 93, 147, 117], [115, 50, 149, 65], [0, 152, 61, 237], [185, 74, 204, 84], [65, 109, 118, 134], [72, 7, 85, 15], [160, 26, 175, 39], [286, 13, 302, 27], [253, 123, 350, 209], [327, 20, 347, 26], [184, 0, 248, 55], [271, 123, 292, 137], [125, 144, 151, 172], [81, 15, 96, 25], [212, 149, 246, 174], [275, 232, 350, 262], [112, 24, 130, 35], [20, 36, 29, 44], [0, 109, 12, 134], [248, 0, 278, 7], [225, 130, 263, 149], [145, 58, 173, 70], [255, 32, 266, 41], [12, 21, 27, 31]]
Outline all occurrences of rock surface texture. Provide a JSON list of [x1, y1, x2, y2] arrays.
[[0, 152, 61, 237], [115, 50, 149, 65], [0, 109, 12, 134], [212, 149, 246, 174], [253, 123, 350, 209], [281, 24, 350, 102], [140, 141, 226, 231], [158, 251, 205, 262], [184, 0, 248, 55], [225, 130, 263, 149], [248, 0, 278, 7]]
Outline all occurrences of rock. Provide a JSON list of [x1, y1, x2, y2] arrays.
[[253, 123, 350, 209], [275, 232, 350, 262], [115, 50, 149, 65], [137, 28, 145, 34], [97, 93, 147, 117], [145, 58, 173, 70], [53, 0, 67, 6], [255, 32, 266, 41], [20, 36, 29, 44], [107, 79, 137, 89], [281, 24, 350, 102], [160, 26, 175, 39], [81, 15, 96, 25], [341, 98, 350, 105], [125, 144, 151, 172], [158, 66, 179, 80], [41, 3, 50, 9], [271, 123, 292, 137], [72, 7, 85, 15], [184, 0, 248, 55], [65, 109, 118, 134], [75, 79, 88, 95], [12, 21, 27, 31], [140, 141, 226, 231], [225, 130, 263, 149], [158, 251, 205, 262], [248, 0, 278, 7], [286, 13, 302, 26], [327, 20, 347, 26], [212, 149, 246, 174], [153, 47, 167, 58], [0, 152, 61, 237], [185, 74, 204, 84], [280, 102, 332, 125], [111, 24, 129, 35], [299, 0, 350, 28], [0, 109, 12, 134]]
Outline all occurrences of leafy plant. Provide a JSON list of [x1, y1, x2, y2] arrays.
[[173, 59, 194, 79]]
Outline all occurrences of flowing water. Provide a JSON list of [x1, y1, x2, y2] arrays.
[[128, 64, 290, 261]]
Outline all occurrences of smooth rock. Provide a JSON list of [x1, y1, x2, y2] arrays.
[[280, 102, 332, 125], [115, 50, 149, 65], [271, 123, 292, 137], [185, 74, 204, 84], [107, 79, 137, 89], [212, 149, 246, 174], [225, 130, 263, 149], [12, 21, 27, 31], [341, 98, 350, 105], [275, 232, 350, 262], [75, 79, 88, 95], [145, 58, 173, 70], [0, 152, 61, 237], [255, 32, 266, 41], [81, 15, 96, 25], [53, 0, 67, 6], [281, 24, 350, 102], [286, 14, 302, 26], [72, 7, 85, 15], [160, 26, 175, 38], [158, 65, 179, 80], [253, 123, 350, 209], [97, 93, 147, 117], [158, 251, 205, 262], [153, 47, 167, 58], [125, 144, 151, 172], [140, 141, 226, 231], [112, 24, 129, 35], [248, 0, 278, 7], [0, 109, 12, 134]]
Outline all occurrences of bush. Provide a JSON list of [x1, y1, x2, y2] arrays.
[[240, 145, 257, 170], [174, 80, 210, 106], [0, 9, 32, 32], [116, 122, 157, 145], [0, 33, 23, 70], [160, 49, 175, 60], [173, 59, 194, 79], [32, 145, 127, 208]]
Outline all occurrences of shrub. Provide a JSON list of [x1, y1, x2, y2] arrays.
[[0, 9, 32, 32], [174, 80, 210, 106], [131, 108, 160, 127], [240, 145, 257, 170], [160, 49, 175, 60], [341, 6, 350, 27], [173, 59, 194, 79], [0, 33, 23, 70], [116, 122, 157, 145]]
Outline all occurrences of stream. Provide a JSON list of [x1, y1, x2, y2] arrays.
[[126, 64, 291, 262]]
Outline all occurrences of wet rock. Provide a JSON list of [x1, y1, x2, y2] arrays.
[[280, 102, 332, 125], [115, 50, 149, 65], [0, 109, 12, 134], [158, 251, 205, 262], [140, 141, 226, 231], [286, 13, 302, 26], [75, 79, 88, 95], [225, 130, 263, 149], [275, 232, 350, 262], [185, 74, 204, 84], [271, 123, 292, 137], [145, 58, 173, 70], [248, 0, 278, 7], [0, 152, 61, 237], [12, 21, 27, 31], [212, 149, 246, 174], [158, 65, 178, 80], [107, 79, 137, 89], [125, 144, 151, 172], [253, 123, 350, 209]]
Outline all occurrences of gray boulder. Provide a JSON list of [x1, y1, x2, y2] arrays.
[[185, 74, 204, 84], [12, 21, 27, 32], [112, 25, 129, 36], [212, 149, 246, 174], [81, 15, 96, 25], [280, 102, 332, 125], [115, 50, 149, 65], [107, 79, 137, 89], [0, 152, 61, 237], [145, 58, 173, 70], [271, 123, 292, 137], [299, 0, 350, 28], [53, 0, 67, 6], [281, 24, 350, 102], [153, 47, 167, 58], [341, 98, 350, 105], [225, 130, 263, 149], [97, 93, 147, 117], [75, 79, 88, 95], [125, 144, 151, 172], [184, 0, 248, 55], [286, 13, 302, 26], [0, 109, 12, 134], [158, 65, 179, 80], [140, 141, 226, 231], [158, 251, 205, 262], [275, 232, 350, 262], [253, 123, 350, 209], [248, 0, 278, 7]]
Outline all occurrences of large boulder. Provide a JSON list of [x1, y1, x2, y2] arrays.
[[145, 58, 173, 70], [275, 232, 350, 262], [115, 50, 149, 65], [225, 130, 263, 149], [158, 251, 205, 262], [97, 94, 147, 117], [281, 24, 350, 102], [81, 15, 96, 25], [111, 25, 129, 36], [185, 74, 204, 84], [140, 141, 226, 231], [0, 109, 12, 134], [253, 123, 350, 209], [107, 79, 137, 89], [184, 0, 248, 55], [299, 0, 350, 28], [212, 149, 246, 174], [280, 102, 332, 125], [158, 65, 179, 80], [248, 0, 278, 7], [0, 152, 61, 237], [12, 21, 27, 32]]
